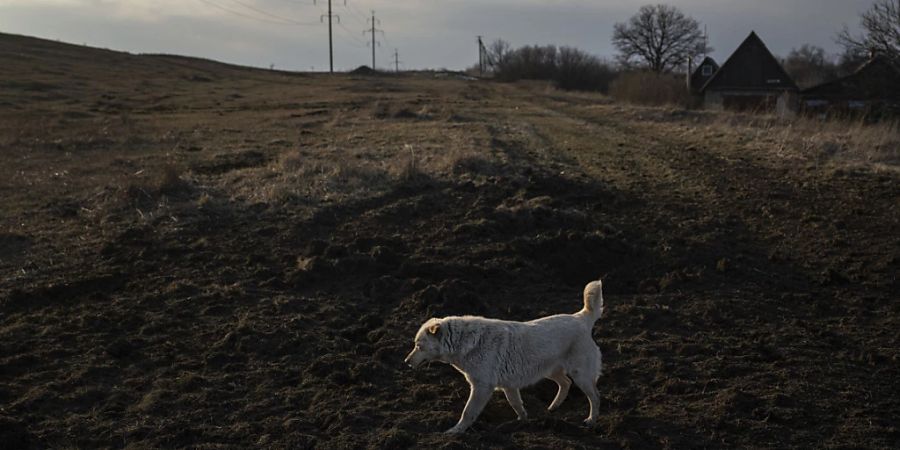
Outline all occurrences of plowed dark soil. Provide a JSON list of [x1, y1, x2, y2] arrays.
[[1, 33, 898, 449]]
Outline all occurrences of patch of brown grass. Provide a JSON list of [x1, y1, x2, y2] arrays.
[[610, 71, 694, 108], [707, 113, 900, 168], [261, 146, 391, 204], [388, 144, 425, 182], [778, 118, 899, 166], [258, 139, 498, 205], [121, 164, 192, 204]]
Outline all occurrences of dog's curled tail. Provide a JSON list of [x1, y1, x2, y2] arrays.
[[582, 279, 604, 322]]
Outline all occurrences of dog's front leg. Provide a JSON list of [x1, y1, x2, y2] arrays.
[[446, 383, 492, 434]]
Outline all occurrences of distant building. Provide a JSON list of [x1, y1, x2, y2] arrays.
[[687, 56, 719, 94], [700, 31, 798, 116], [801, 55, 900, 118]]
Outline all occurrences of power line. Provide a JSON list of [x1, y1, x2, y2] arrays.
[[196, 0, 302, 25], [227, 0, 303, 23], [337, 21, 368, 46], [380, 29, 393, 50], [276, 0, 316, 5], [197, 0, 319, 25], [343, 2, 369, 24]]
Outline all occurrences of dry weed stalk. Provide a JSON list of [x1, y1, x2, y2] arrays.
[[707, 111, 899, 167]]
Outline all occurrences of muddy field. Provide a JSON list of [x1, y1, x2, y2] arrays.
[[1, 33, 898, 449]]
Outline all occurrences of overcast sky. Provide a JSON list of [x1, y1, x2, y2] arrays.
[[0, 0, 878, 72]]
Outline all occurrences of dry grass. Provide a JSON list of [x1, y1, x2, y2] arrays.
[[610, 71, 694, 107], [261, 140, 494, 205], [389, 144, 424, 182], [253, 100, 501, 205], [707, 113, 900, 167], [266, 147, 391, 204], [121, 164, 192, 203], [605, 103, 899, 169], [775, 118, 898, 166]]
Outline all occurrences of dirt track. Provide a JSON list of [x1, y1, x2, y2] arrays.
[[1, 34, 899, 448]]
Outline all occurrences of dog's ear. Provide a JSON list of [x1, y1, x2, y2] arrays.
[[427, 322, 441, 336]]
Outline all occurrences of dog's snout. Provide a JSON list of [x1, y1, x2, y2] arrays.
[[404, 349, 419, 369]]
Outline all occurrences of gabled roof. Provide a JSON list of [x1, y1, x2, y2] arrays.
[[690, 56, 719, 91], [802, 55, 900, 100], [701, 31, 798, 92], [692, 56, 719, 75]]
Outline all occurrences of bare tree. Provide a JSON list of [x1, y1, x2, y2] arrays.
[[837, 0, 900, 61], [836, 47, 870, 76], [784, 44, 839, 88], [487, 39, 511, 71], [612, 4, 709, 73]]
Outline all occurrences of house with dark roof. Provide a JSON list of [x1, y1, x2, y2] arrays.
[[801, 55, 900, 117], [687, 56, 719, 94], [700, 31, 798, 115]]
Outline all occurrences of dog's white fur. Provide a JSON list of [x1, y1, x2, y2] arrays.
[[405, 280, 604, 433]]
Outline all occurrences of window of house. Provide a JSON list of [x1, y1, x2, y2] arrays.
[[702, 65, 713, 76]]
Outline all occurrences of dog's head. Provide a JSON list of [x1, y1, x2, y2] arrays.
[[405, 318, 445, 369]]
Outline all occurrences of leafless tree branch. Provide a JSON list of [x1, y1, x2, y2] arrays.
[[612, 4, 710, 73], [836, 0, 900, 62]]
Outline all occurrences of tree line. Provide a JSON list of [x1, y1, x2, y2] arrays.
[[483, 1, 899, 94]]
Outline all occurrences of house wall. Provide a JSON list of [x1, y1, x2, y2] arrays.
[[704, 91, 724, 110], [705, 89, 798, 117], [801, 97, 900, 118]]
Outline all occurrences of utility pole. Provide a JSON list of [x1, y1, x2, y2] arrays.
[[364, 11, 383, 70], [316, 0, 343, 73], [704, 25, 709, 57], [393, 48, 402, 72], [477, 36, 484, 75]]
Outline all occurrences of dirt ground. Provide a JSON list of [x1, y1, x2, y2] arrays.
[[1, 33, 898, 449]]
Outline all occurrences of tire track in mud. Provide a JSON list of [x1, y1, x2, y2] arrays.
[[514, 92, 896, 290], [500, 91, 900, 448]]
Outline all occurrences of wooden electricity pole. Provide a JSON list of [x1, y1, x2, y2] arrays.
[[477, 35, 484, 75]]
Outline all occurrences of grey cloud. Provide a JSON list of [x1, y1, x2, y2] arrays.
[[0, 0, 877, 71]]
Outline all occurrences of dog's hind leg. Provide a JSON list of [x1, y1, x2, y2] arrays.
[[502, 388, 527, 420], [446, 383, 492, 434], [571, 370, 600, 426], [546, 368, 571, 411]]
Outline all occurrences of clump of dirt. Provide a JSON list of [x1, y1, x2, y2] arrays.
[[1, 34, 898, 449], [190, 150, 269, 175], [0, 416, 32, 449]]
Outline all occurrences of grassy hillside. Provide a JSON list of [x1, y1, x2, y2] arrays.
[[1, 33, 898, 449]]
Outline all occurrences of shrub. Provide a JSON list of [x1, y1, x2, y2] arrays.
[[491, 43, 617, 92], [555, 46, 618, 92]]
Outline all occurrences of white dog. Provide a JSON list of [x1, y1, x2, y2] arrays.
[[405, 280, 604, 433]]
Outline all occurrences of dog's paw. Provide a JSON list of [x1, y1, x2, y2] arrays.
[[581, 418, 597, 428], [444, 426, 465, 434]]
